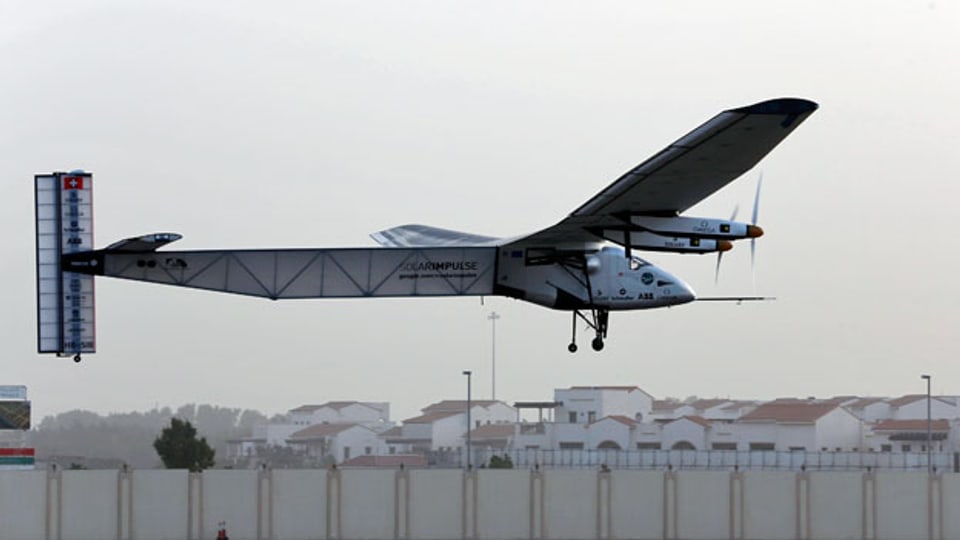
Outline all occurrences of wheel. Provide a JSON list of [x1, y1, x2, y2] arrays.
[[568, 343, 578, 353], [73, 354, 82, 363], [591, 337, 604, 351]]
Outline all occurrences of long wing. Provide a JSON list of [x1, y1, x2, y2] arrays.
[[371, 224, 501, 247], [517, 98, 818, 245]]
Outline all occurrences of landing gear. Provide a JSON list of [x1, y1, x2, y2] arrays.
[[567, 308, 609, 353], [73, 354, 82, 363]]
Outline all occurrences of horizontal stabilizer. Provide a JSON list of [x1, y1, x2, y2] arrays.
[[371, 224, 499, 248], [105, 233, 182, 253]]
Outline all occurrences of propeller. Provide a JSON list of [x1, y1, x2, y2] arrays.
[[714, 204, 738, 284], [714, 172, 763, 285], [750, 172, 763, 273]]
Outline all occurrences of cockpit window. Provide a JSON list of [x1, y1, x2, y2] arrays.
[[629, 256, 648, 271]]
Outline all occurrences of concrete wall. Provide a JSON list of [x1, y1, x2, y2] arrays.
[[7, 467, 960, 540]]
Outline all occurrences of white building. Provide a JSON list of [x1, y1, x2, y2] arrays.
[[735, 400, 863, 452], [888, 395, 958, 421], [288, 401, 390, 428], [556, 386, 653, 424], [868, 419, 950, 453], [286, 423, 385, 463], [390, 400, 517, 452]]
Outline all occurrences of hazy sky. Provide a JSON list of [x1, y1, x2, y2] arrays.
[[3, 1, 959, 422]]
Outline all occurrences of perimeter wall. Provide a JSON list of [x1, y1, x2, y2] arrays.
[[0, 467, 956, 540]]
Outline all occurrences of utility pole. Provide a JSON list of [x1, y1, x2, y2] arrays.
[[463, 370, 472, 470], [922, 374, 932, 473], [488, 312, 500, 400]]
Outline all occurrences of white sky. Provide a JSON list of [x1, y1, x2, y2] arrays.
[[2, 1, 959, 422]]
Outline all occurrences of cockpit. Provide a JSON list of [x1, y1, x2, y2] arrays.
[[629, 256, 649, 271]]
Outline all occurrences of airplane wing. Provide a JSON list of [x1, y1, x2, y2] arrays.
[[515, 97, 818, 246], [371, 224, 501, 247]]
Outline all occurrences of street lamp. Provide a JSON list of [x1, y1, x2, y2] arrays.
[[488, 312, 500, 400], [463, 370, 472, 470], [921, 374, 931, 473]]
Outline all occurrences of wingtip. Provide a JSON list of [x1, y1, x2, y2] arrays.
[[730, 98, 819, 115]]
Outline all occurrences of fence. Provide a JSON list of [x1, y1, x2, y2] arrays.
[[2, 466, 959, 540], [431, 448, 959, 472]]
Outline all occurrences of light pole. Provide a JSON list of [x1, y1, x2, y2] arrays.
[[488, 312, 500, 400], [921, 374, 931, 473], [463, 370, 472, 470]]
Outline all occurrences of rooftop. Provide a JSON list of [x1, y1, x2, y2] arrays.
[[739, 402, 840, 423]]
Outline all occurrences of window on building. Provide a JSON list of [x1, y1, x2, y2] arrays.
[[636, 442, 662, 450], [712, 443, 737, 450], [343, 447, 351, 460], [788, 446, 806, 452], [364, 446, 372, 455], [476, 420, 481, 428], [880, 444, 892, 452], [569, 412, 577, 423], [389, 446, 396, 455], [749, 442, 775, 451], [902, 444, 912, 452], [559, 442, 584, 450], [588, 411, 596, 423]]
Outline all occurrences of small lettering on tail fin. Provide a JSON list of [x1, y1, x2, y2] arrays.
[[35, 172, 96, 358]]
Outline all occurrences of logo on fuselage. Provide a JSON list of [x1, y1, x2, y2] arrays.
[[641, 272, 654, 285]]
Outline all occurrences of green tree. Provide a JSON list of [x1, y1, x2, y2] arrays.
[[153, 418, 215, 471]]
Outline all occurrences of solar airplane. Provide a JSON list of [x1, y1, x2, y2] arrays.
[[35, 98, 817, 361]]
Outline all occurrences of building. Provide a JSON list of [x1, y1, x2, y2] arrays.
[[286, 423, 385, 463], [735, 400, 863, 451], [868, 419, 950, 453]]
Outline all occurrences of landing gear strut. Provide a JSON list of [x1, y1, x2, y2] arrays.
[[568, 308, 609, 353]]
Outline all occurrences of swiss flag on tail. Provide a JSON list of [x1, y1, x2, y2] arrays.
[[63, 176, 84, 190]]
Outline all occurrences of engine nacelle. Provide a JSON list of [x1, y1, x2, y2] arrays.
[[629, 215, 762, 240], [600, 230, 731, 254]]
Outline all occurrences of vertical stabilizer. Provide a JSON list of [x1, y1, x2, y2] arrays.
[[35, 172, 96, 360]]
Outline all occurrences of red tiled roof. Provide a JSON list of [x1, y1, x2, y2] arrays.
[[341, 455, 427, 468], [289, 401, 362, 413], [678, 415, 712, 428], [468, 424, 515, 438], [739, 402, 839, 423], [846, 397, 885, 409], [587, 415, 638, 428], [421, 400, 499, 413], [887, 395, 925, 408], [287, 423, 358, 440], [873, 419, 950, 431], [720, 401, 757, 411], [569, 386, 640, 392], [690, 399, 730, 410], [887, 395, 953, 408], [403, 411, 461, 424], [652, 400, 682, 411], [380, 426, 402, 437]]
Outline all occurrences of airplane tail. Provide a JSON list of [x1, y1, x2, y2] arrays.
[[34, 171, 96, 360]]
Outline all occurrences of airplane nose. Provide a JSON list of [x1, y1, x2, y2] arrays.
[[657, 269, 696, 305], [679, 281, 696, 304]]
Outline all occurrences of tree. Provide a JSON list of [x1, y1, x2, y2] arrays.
[[153, 418, 215, 471]]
